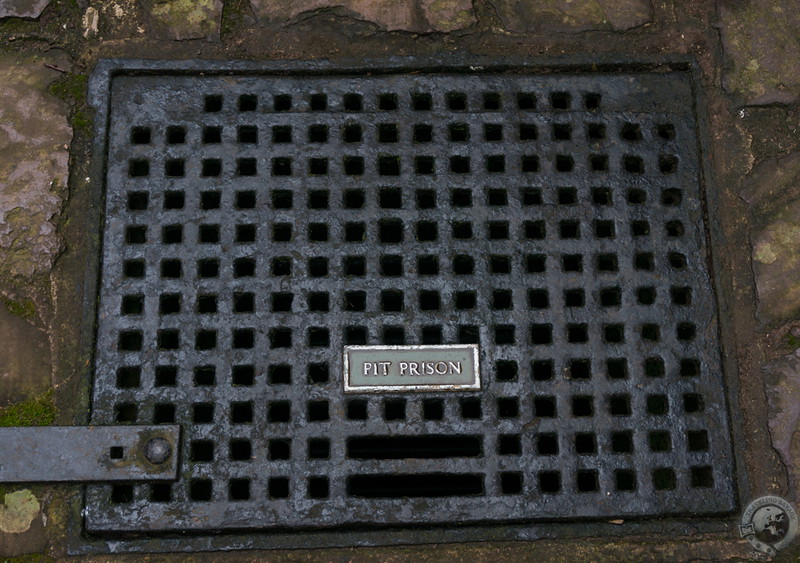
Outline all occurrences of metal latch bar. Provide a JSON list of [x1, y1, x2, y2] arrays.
[[0, 425, 180, 483]]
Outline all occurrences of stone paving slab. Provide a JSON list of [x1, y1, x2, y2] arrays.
[[0, 53, 72, 282], [763, 350, 800, 504], [742, 152, 800, 325], [0, 0, 51, 19], [0, 304, 50, 407], [718, 0, 800, 105], [251, 0, 475, 32], [149, 0, 223, 41], [490, 0, 652, 33]]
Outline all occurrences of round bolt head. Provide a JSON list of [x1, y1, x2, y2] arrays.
[[143, 437, 172, 464]]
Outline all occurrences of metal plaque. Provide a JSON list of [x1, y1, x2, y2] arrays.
[[344, 345, 480, 393]]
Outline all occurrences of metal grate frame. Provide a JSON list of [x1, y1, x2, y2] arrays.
[[85, 60, 736, 534]]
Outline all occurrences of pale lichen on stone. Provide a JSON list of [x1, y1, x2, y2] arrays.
[[82, 6, 99, 38], [149, 0, 224, 41], [421, 0, 475, 32], [718, 0, 800, 105], [0, 489, 40, 534]]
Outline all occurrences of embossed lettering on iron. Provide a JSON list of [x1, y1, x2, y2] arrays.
[[344, 345, 480, 393]]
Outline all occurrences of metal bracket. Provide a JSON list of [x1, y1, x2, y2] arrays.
[[0, 425, 180, 483]]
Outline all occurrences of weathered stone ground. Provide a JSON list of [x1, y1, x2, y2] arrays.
[[0, 0, 799, 560]]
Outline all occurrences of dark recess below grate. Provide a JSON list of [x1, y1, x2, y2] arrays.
[[87, 68, 735, 533]]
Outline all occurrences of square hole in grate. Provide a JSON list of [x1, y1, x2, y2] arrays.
[[347, 399, 368, 420], [421, 326, 442, 344], [537, 433, 558, 455], [190, 440, 214, 462], [344, 93, 362, 111], [616, 470, 636, 492], [309, 93, 327, 110], [422, 399, 444, 420], [233, 364, 256, 386], [229, 479, 251, 501], [268, 439, 291, 460], [575, 433, 596, 455], [485, 123, 503, 141], [384, 399, 406, 421], [309, 438, 331, 459], [531, 360, 553, 381], [111, 484, 134, 503], [308, 400, 329, 421], [153, 403, 175, 424], [268, 478, 290, 499], [190, 479, 213, 501], [150, 484, 172, 502], [308, 363, 329, 384], [193, 403, 214, 424], [268, 364, 291, 385], [499, 435, 521, 455], [308, 477, 330, 499], [460, 398, 482, 419], [268, 401, 291, 423], [538, 472, 560, 494], [501, 473, 523, 495], [532, 396, 556, 418]]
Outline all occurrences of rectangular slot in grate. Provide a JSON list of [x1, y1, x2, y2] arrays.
[[87, 65, 735, 533]]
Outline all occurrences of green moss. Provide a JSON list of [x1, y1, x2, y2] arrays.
[[3, 299, 36, 321], [0, 18, 38, 35], [2, 554, 54, 563], [47, 73, 87, 103], [71, 107, 93, 136], [0, 391, 56, 427], [0, 0, 83, 45], [787, 333, 800, 349], [221, 0, 249, 36], [48, 73, 92, 135]]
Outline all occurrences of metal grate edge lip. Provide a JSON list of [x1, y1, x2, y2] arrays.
[[84, 58, 736, 536]]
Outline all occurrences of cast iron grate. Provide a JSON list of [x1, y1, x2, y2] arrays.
[[87, 68, 735, 532]]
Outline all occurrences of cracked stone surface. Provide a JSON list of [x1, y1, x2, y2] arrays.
[[420, 0, 475, 32], [0, 0, 51, 19], [250, 0, 475, 32], [0, 53, 72, 282], [84, 0, 148, 40], [740, 106, 800, 162], [0, 304, 51, 407], [489, 0, 653, 33], [764, 351, 800, 501], [718, 0, 800, 105], [743, 152, 800, 325], [149, 0, 223, 41]]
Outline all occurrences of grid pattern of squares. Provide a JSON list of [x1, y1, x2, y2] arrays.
[[87, 72, 735, 532]]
